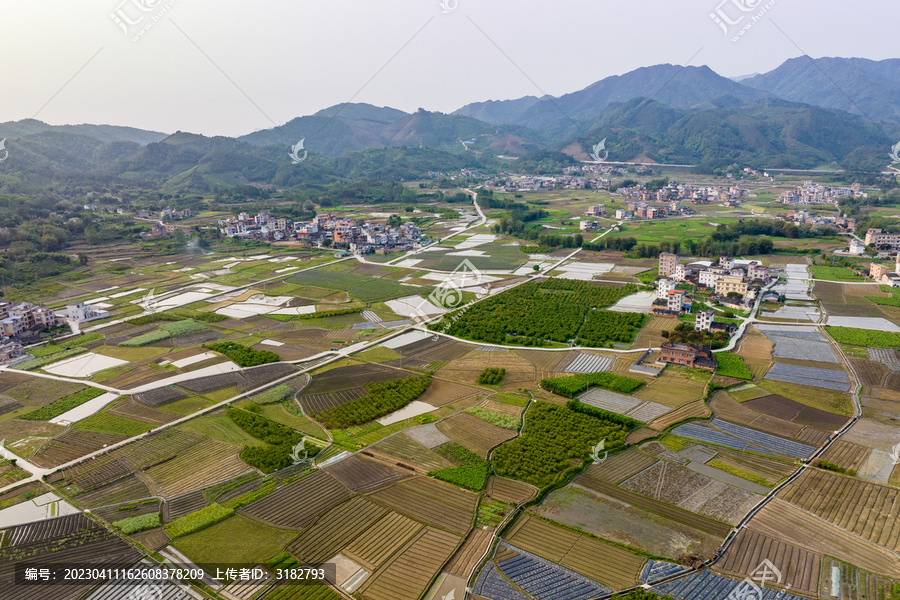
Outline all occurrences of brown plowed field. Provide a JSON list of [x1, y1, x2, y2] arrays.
[[304, 363, 405, 395], [819, 440, 871, 473], [584, 448, 658, 484], [287, 496, 388, 564], [366, 477, 476, 536], [796, 427, 830, 446], [748, 498, 900, 578], [735, 327, 774, 378], [444, 528, 493, 578], [711, 392, 805, 439], [324, 454, 412, 492], [572, 474, 732, 537], [485, 476, 537, 505], [131, 527, 171, 552], [847, 356, 890, 388], [143, 438, 250, 498], [647, 400, 710, 431], [438, 352, 537, 387], [107, 396, 179, 425], [436, 412, 517, 458], [717, 529, 820, 596], [625, 427, 660, 445], [514, 349, 567, 372], [778, 469, 900, 552], [163, 490, 207, 523], [240, 471, 352, 530], [743, 394, 849, 430], [30, 430, 128, 468], [369, 434, 454, 472], [74, 474, 152, 508], [504, 515, 644, 591], [480, 398, 524, 417], [707, 447, 797, 485], [299, 387, 367, 414], [345, 511, 423, 572], [359, 527, 461, 600], [418, 379, 481, 407], [405, 339, 473, 363]]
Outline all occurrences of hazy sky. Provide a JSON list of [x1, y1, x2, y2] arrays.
[[2, 0, 896, 137]]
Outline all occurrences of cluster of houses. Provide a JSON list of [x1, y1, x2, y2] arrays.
[[485, 173, 615, 191], [864, 229, 900, 252], [616, 182, 747, 205], [218, 212, 424, 255], [779, 182, 867, 205], [869, 256, 900, 287], [0, 301, 109, 363], [653, 253, 772, 318], [780, 210, 857, 232], [137, 209, 194, 220]]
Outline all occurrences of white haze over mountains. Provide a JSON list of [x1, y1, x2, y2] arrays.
[[1, 0, 896, 136]]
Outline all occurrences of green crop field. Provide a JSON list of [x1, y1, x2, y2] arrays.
[[287, 269, 426, 302], [824, 326, 900, 349], [434, 278, 637, 346]]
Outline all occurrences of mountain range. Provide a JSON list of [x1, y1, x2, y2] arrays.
[[0, 56, 898, 192]]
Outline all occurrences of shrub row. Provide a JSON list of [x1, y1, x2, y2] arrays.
[[204, 342, 280, 367], [541, 372, 643, 398], [477, 367, 506, 385], [312, 375, 431, 429]]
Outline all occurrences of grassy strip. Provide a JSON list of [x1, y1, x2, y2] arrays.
[[465, 406, 520, 430], [707, 459, 772, 488], [14, 347, 88, 371], [296, 307, 360, 319], [566, 400, 644, 428], [113, 512, 161, 535], [21, 387, 105, 420], [714, 351, 753, 380], [127, 309, 227, 325], [30, 333, 104, 358], [824, 326, 900, 349], [165, 504, 234, 539]]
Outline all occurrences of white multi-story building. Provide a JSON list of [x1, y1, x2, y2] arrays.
[[62, 303, 110, 324], [657, 278, 677, 299], [699, 267, 727, 288], [667, 290, 685, 312], [865, 229, 900, 251], [747, 261, 768, 281], [695, 309, 715, 332]]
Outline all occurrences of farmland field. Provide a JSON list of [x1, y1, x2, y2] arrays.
[[778, 469, 900, 552], [344, 511, 423, 571], [485, 476, 537, 504], [287, 269, 425, 302], [747, 498, 900, 577], [324, 454, 411, 492], [368, 433, 454, 472], [358, 527, 461, 600], [241, 471, 352, 530], [287, 496, 388, 564], [535, 485, 722, 560], [174, 514, 296, 566], [436, 412, 518, 458], [573, 474, 732, 537], [365, 476, 477, 536], [142, 437, 251, 497], [503, 514, 645, 591], [433, 278, 637, 346], [583, 447, 658, 484], [716, 529, 821, 596]]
